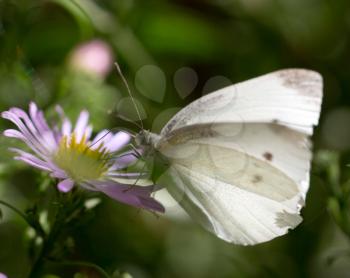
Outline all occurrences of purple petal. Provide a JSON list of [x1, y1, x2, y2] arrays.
[[52, 125, 62, 144], [55, 104, 72, 137], [50, 170, 68, 179], [92, 129, 109, 142], [111, 150, 141, 170], [2, 112, 40, 145], [0, 272, 7, 278], [14, 156, 52, 172], [85, 125, 93, 141], [89, 180, 164, 212], [29, 102, 50, 133], [4, 128, 48, 160], [90, 129, 112, 149], [104, 131, 130, 152], [57, 179, 75, 192], [10, 107, 39, 136], [62, 118, 72, 136], [41, 131, 59, 151], [2, 111, 50, 156], [137, 197, 165, 213], [10, 107, 57, 151], [4, 127, 43, 155], [74, 110, 89, 142], [10, 148, 53, 172], [116, 153, 137, 168], [3, 129, 26, 140], [55, 104, 65, 119], [11, 147, 62, 174]]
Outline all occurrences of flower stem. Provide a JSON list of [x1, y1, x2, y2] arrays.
[[0, 199, 47, 239], [28, 188, 110, 277], [0, 199, 32, 226], [28, 190, 65, 277]]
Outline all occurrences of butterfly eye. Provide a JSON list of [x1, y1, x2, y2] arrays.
[[134, 132, 145, 146]]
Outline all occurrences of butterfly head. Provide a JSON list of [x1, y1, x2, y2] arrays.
[[135, 130, 161, 149]]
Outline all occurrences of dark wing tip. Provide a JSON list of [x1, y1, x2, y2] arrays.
[[275, 68, 323, 98]]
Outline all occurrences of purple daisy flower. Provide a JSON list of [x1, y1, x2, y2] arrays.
[[1, 102, 164, 212]]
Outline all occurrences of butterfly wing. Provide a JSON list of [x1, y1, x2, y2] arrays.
[[153, 69, 322, 245], [160, 69, 322, 136]]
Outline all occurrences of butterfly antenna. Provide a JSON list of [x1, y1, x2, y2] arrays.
[[114, 62, 144, 129], [88, 130, 112, 149], [116, 113, 143, 130]]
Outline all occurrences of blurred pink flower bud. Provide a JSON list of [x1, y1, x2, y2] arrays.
[[69, 39, 114, 78], [0, 273, 7, 278]]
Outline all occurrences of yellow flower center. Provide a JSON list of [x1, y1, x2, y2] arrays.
[[54, 133, 109, 182]]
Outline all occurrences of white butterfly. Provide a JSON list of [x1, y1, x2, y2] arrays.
[[134, 69, 323, 245]]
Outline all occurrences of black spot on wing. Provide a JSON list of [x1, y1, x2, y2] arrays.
[[252, 174, 263, 184], [263, 152, 273, 161]]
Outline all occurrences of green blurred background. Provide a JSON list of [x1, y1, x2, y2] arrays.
[[1, 0, 350, 277]]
